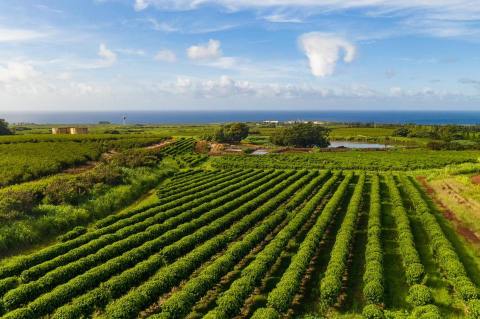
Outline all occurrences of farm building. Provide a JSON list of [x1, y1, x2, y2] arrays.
[[51, 127, 70, 134], [69, 127, 89, 134], [51, 127, 89, 134]]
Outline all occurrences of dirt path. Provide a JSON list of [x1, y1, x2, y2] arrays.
[[416, 176, 480, 245]]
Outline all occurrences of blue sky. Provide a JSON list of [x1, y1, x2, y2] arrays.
[[0, 0, 480, 111]]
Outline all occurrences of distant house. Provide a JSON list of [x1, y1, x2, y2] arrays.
[[52, 127, 89, 134], [52, 127, 70, 134], [69, 127, 88, 134]]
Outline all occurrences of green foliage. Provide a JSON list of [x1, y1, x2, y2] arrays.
[[320, 173, 365, 308], [385, 175, 425, 285], [363, 304, 385, 319], [393, 127, 410, 137], [399, 175, 479, 306], [467, 299, 480, 319], [410, 305, 441, 319], [251, 308, 280, 319], [0, 119, 12, 135], [211, 149, 480, 171], [271, 122, 330, 147], [406, 284, 433, 307], [363, 174, 384, 306], [205, 123, 249, 143], [0, 189, 40, 221]]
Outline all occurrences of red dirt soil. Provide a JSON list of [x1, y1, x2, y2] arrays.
[[416, 176, 480, 245], [471, 175, 480, 185]]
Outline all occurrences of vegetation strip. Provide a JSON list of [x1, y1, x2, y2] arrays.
[[204, 172, 353, 319]]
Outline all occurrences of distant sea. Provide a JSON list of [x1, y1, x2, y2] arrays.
[[3, 110, 480, 125]]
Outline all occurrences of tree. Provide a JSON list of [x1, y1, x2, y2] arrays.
[[392, 127, 410, 137], [0, 119, 12, 135], [271, 122, 330, 147], [207, 123, 250, 143]]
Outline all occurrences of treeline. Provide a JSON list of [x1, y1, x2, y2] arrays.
[[393, 125, 480, 150]]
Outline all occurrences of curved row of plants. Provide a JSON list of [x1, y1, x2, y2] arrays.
[[98, 170, 314, 319], [155, 171, 338, 319], [1, 170, 289, 313], [205, 172, 353, 319], [399, 175, 480, 318], [385, 175, 439, 316], [0, 169, 270, 279], [250, 172, 353, 317]]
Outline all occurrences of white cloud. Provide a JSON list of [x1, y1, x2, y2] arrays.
[[154, 50, 177, 63], [0, 62, 39, 83], [263, 14, 303, 23], [98, 43, 117, 67], [134, 0, 149, 11], [299, 32, 356, 77], [187, 39, 222, 60], [131, 0, 480, 39], [0, 27, 47, 42]]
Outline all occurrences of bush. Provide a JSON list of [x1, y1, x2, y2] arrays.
[[251, 307, 280, 319], [0, 189, 40, 221], [405, 263, 425, 285], [456, 276, 479, 301], [363, 304, 385, 319], [410, 305, 441, 319], [82, 164, 124, 186], [467, 299, 480, 319], [364, 281, 384, 304], [43, 178, 89, 205], [109, 149, 161, 168], [393, 127, 410, 137], [407, 285, 433, 307]]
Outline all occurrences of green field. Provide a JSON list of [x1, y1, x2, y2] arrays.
[[0, 124, 479, 319]]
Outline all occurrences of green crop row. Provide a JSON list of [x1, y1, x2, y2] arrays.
[[2, 170, 279, 311], [100, 170, 311, 319], [320, 173, 365, 307], [385, 174, 425, 285], [206, 172, 351, 319], [362, 174, 384, 318], [2, 171, 301, 319], [399, 175, 480, 316], [256, 173, 342, 315], [0, 169, 266, 279], [157, 171, 335, 319], [152, 171, 330, 319]]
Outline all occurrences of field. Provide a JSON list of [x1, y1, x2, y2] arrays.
[[0, 124, 479, 319], [0, 135, 167, 186], [211, 150, 480, 171], [0, 168, 478, 319]]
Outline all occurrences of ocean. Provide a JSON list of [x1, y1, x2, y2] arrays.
[[2, 110, 480, 125]]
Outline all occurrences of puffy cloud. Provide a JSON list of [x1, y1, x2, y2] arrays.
[[187, 39, 222, 60], [98, 43, 117, 67], [299, 32, 356, 77], [0, 62, 39, 83], [154, 49, 177, 63]]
